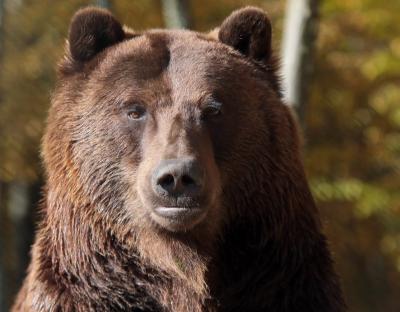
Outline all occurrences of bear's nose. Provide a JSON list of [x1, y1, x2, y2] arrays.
[[152, 158, 204, 198]]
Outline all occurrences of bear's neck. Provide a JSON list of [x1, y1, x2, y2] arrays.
[[36, 186, 215, 311], [37, 162, 338, 311], [209, 160, 343, 310]]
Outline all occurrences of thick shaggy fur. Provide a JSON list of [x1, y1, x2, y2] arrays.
[[13, 7, 346, 312]]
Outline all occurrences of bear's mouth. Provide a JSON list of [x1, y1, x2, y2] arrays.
[[150, 206, 207, 232]]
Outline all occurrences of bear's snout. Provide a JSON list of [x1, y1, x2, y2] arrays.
[[152, 158, 204, 199], [147, 158, 209, 231]]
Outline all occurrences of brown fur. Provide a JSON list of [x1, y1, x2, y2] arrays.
[[13, 7, 346, 312]]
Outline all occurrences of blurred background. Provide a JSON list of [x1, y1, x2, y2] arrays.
[[0, 0, 399, 311]]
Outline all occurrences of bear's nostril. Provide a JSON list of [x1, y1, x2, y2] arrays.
[[158, 174, 175, 189], [181, 174, 195, 186]]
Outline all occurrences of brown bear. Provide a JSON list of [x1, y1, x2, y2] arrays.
[[12, 6, 346, 312]]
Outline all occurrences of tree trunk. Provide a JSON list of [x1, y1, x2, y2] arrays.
[[96, 0, 111, 10], [281, 0, 320, 124], [161, 0, 191, 29]]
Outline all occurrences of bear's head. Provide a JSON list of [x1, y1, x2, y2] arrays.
[[43, 7, 302, 272]]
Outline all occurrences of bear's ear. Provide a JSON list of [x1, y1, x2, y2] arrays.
[[68, 7, 125, 62], [218, 7, 272, 62]]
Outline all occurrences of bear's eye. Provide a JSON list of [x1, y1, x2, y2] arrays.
[[201, 102, 222, 120], [127, 104, 146, 120]]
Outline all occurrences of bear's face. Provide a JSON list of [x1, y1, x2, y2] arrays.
[[91, 33, 229, 233], [47, 7, 278, 237]]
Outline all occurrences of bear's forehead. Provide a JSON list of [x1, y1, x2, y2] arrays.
[[100, 30, 249, 82], [91, 30, 262, 107]]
